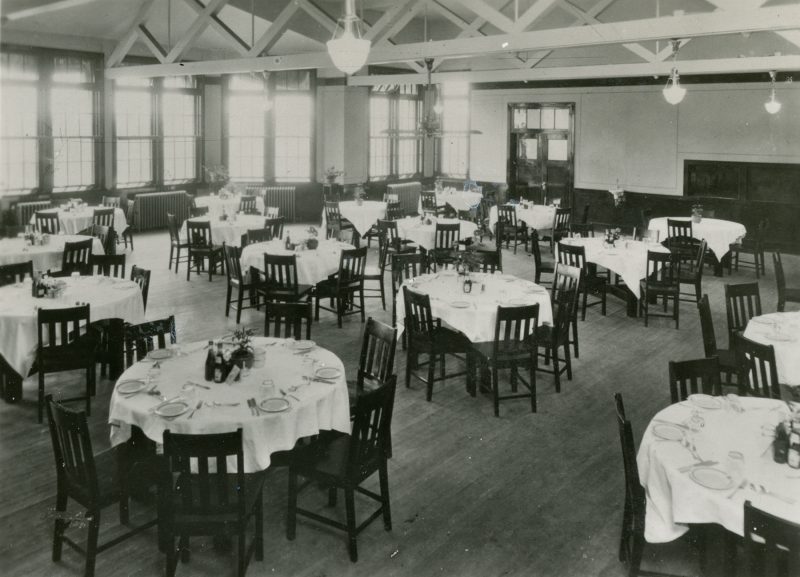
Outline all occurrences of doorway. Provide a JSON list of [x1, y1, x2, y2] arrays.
[[508, 103, 575, 207]]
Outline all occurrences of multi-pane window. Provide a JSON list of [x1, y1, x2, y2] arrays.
[[368, 85, 421, 181], [227, 74, 266, 181], [115, 79, 153, 187], [1, 53, 38, 192], [163, 77, 198, 183], [274, 70, 312, 182], [438, 82, 470, 178]]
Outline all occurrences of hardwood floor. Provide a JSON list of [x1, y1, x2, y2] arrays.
[[1, 226, 797, 577]]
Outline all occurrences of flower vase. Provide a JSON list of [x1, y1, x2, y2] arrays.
[[692, 210, 703, 223], [230, 349, 254, 375], [356, 198, 364, 206]]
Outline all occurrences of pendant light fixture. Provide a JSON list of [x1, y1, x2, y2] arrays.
[[327, 0, 370, 75], [764, 70, 781, 114], [662, 39, 686, 105]]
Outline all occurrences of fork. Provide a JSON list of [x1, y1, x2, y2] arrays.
[[188, 400, 202, 419], [280, 389, 300, 402]]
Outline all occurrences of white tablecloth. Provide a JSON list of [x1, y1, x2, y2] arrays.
[[0, 276, 144, 378], [395, 217, 478, 250], [396, 272, 553, 342], [489, 204, 556, 233], [239, 239, 353, 285], [180, 215, 268, 248], [194, 194, 266, 216], [321, 201, 387, 237], [30, 206, 127, 236], [419, 190, 483, 214], [109, 337, 351, 472], [648, 217, 746, 259], [743, 311, 800, 387], [558, 237, 669, 300], [638, 397, 800, 543], [0, 234, 104, 273]]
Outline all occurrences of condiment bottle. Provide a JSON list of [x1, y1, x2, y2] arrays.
[[788, 425, 800, 469], [204, 340, 215, 382], [213, 341, 224, 383], [773, 419, 789, 464]]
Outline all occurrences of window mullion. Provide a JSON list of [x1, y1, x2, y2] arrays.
[[39, 57, 54, 193]]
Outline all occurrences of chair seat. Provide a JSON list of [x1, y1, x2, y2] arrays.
[[471, 340, 536, 364], [170, 471, 265, 526], [291, 432, 353, 482], [346, 376, 383, 412], [639, 279, 679, 293], [411, 326, 471, 353], [534, 324, 567, 347]]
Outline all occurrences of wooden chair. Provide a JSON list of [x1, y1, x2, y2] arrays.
[[391, 252, 426, 349], [348, 318, 397, 407], [92, 207, 114, 228], [36, 211, 60, 234], [287, 382, 395, 563], [242, 228, 271, 246], [497, 205, 529, 254], [729, 219, 767, 278], [743, 500, 800, 577], [120, 200, 135, 250], [665, 219, 695, 263], [189, 205, 209, 217], [324, 202, 354, 241], [537, 267, 581, 393], [186, 220, 224, 281], [386, 202, 404, 221], [166, 213, 190, 273], [733, 332, 781, 399], [774, 251, 800, 312], [724, 282, 762, 347], [420, 191, 445, 217], [668, 357, 722, 403], [265, 217, 285, 241], [550, 207, 572, 253], [123, 316, 176, 368], [264, 300, 312, 340], [550, 261, 583, 360], [315, 247, 367, 328], [639, 251, 680, 329], [377, 219, 415, 268], [531, 229, 554, 285], [363, 234, 388, 310], [91, 316, 125, 380], [161, 429, 265, 577], [222, 244, 259, 324], [430, 222, 460, 270], [89, 254, 126, 278], [557, 241, 607, 322], [130, 265, 151, 312], [46, 397, 157, 577], [403, 287, 473, 401], [476, 250, 502, 273], [0, 260, 32, 287], [37, 305, 96, 423], [569, 223, 594, 238], [101, 195, 121, 208], [677, 239, 707, 304], [238, 195, 258, 214], [90, 224, 117, 256], [61, 238, 93, 275], [697, 294, 737, 386], [256, 253, 313, 303], [471, 304, 539, 416]]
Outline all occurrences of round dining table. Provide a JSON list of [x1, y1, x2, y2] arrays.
[[180, 214, 267, 248], [395, 217, 478, 250], [489, 203, 556, 233], [0, 234, 104, 273], [194, 193, 265, 216], [419, 189, 483, 213], [239, 239, 354, 285], [648, 216, 746, 260], [0, 275, 145, 380], [396, 271, 553, 343], [30, 206, 127, 235], [637, 396, 800, 544], [109, 337, 351, 472], [743, 311, 800, 387]]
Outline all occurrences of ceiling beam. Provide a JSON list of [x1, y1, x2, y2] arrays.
[[166, 0, 229, 63], [456, 0, 514, 33], [106, 0, 160, 68], [1, 0, 102, 22], [182, 0, 249, 55], [137, 24, 168, 62], [364, 0, 423, 44], [511, 0, 561, 34], [247, 0, 299, 57], [345, 54, 800, 86]]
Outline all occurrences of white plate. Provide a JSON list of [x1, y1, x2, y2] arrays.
[[451, 301, 470, 309], [525, 285, 548, 294], [315, 367, 342, 380], [689, 394, 722, 410], [290, 340, 315, 351], [750, 316, 774, 325], [155, 401, 190, 418], [507, 298, 531, 306], [117, 379, 146, 395], [652, 423, 684, 442], [148, 349, 173, 360], [259, 398, 290, 413], [690, 467, 734, 491], [112, 284, 135, 290]]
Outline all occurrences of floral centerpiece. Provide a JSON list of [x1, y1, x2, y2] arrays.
[[204, 164, 230, 195], [457, 243, 483, 274], [604, 228, 621, 247], [305, 226, 319, 250], [691, 203, 703, 223], [229, 326, 255, 370], [325, 166, 344, 184], [352, 184, 367, 206]]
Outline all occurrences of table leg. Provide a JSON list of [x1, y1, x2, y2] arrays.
[[0, 354, 23, 403], [351, 230, 361, 248]]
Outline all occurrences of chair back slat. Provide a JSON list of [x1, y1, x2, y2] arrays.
[[668, 357, 721, 403], [0, 260, 33, 287], [238, 196, 257, 214], [697, 294, 720, 358], [265, 217, 285, 240], [337, 247, 367, 288], [725, 282, 762, 344], [493, 304, 539, 360], [360, 318, 397, 383], [89, 254, 126, 278], [46, 397, 99, 504], [420, 192, 437, 213], [244, 228, 271, 245], [92, 207, 115, 228], [35, 211, 60, 234], [557, 242, 587, 269], [434, 222, 460, 251], [497, 206, 517, 227], [774, 251, 787, 312], [403, 287, 435, 337], [123, 316, 176, 367], [733, 333, 781, 399], [187, 220, 213, 247], [62, 238, 93, 275], [265, 301, 312, 339], [222, 244, 242, 282], [348, 379, 396, 476], [130, 265, 151, 312], [264, 253, 300, 298], [391, 253, 425, 296]]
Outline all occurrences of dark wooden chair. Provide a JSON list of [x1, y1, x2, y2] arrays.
[[222, 244, 259, 324], [697, 294, 737, 387], [92, 207, 115, 228], [37, 305, 96, 423], [569, 222, 594, 238], [324, 201, 354, 241], [550, 207, 572, 254], [89, 254, 126, 278], [242, 228, 271, 246], [91, 316, 125, 380], [130, 265, 151, 312], [161, 428, 265, 577], [391, 252, 426, 350], [430, 222, 460, 270], [743, 500, 800, 577], [729, 219, 767, 278], [102, 195, 121, 208], [189, 205, 209, 217], [531, 229, 554, 285], [315, 247, 367, 328], [377, 219, 415, 269], [265, 217, 285, 240], [186, 220, 224, 281], [557, 241, 607, 322], [255, 253, 313, 303], [733, 332, 781, 399], [238, 195, 258, 214], [287, 381, 395, 563], [471, 304, 539, 417], [36, 211, 60, 234], [724, 282, 762, 347], [0, 260, 32, 287], [264, 300, 312, 340], [537, 266, 580, 393], [78, 224, 116, 256], [61, 238, 93, 275], [166, 213, 190, 274], [386, 202, 404, 221], [774, 251, 800, 312], [120, 200, 135, 250], [677, 239, 707, 304], [348, 318, 397, 408], [497, 205, 529, 254], [476, 249, 502, 273], [403, 287, 473, 401], [668, 357, 722, 403], [639, 251, 680, 329], [420, 191, 445, 217], [46, 396, 158, 577], [123, 316, 176, 368], [665, 219, 695, 263]]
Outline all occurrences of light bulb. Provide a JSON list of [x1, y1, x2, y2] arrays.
[[663, 69, 686, 105], [764, 92, 781, 114], [433, 99, 443, 114]]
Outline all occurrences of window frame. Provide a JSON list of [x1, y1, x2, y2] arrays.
[[368, 85, 422, 182], [435, 82, 471, 179]]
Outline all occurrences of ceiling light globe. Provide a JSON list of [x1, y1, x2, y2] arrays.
[[764, 97, 781, 114], [663, 80, 686, 105], [327, 33, 370, 75]]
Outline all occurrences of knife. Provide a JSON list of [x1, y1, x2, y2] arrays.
[[678, 460, 717, 473]]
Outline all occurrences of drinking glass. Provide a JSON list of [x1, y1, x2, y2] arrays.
[[260, 379, 275, 397], [686, 410, 705, 433], [725, 451, 745, 483]]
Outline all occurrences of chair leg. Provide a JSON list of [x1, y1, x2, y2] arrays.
[[552, 345, 561, 393], [345, 488, 358, 562], [492, 365, 500, 417], [581, 288, 588, 321], [571, 317, 579, 359], [426, 353, 436, 401], [287, 470, 297, 540], [379, 460, 392, 531], [38, 372, 45, 424], [84, 509, 100, 577], [564, 341, 573, 381], [225, 284, 232, 318], [379, 276, 386, 311], [359, 289, 366, 322], [52, 491, 68, 561], [236, 287, 244, 324], [529, 356, 537, 413], [628, 529, 645, 577], [237, 528, 246, 577], [405, 348, 413, 389], [168, 245, 174, 271]]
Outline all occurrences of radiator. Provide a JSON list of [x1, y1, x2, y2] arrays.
[[133, 190, 191, 230], [261, 186, 296, 222], [15, 201, 54, 225], [386, 182, 422, 216]]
